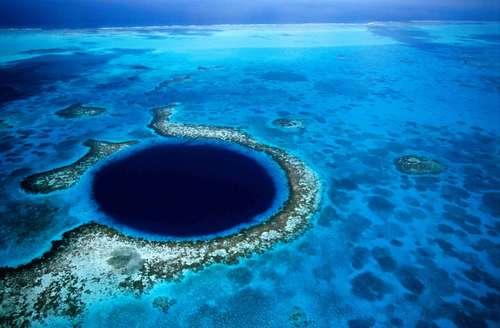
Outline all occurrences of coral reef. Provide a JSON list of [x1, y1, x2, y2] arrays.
[[289, 306, 312, 327], [272, 118, 304, 129], [152, 296, 176, 313], [0, 119, 12, 129], [394, 155, 445, 175], [154, 75, 191, 90], [0, 104, 320, 325], [21, 139, 138, 194], [55, 103, 106, 118]]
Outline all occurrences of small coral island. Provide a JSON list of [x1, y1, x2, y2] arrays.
[[21, 140, 137, 194], [394, 155, 445, 175], [55, 103, 106, 118], [1, 104, 320, 326]]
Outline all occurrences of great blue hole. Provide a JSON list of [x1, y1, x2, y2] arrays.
[[91, 142, 279, 237]]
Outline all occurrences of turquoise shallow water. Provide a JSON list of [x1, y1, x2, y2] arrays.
[[0, 22, 499, 327]]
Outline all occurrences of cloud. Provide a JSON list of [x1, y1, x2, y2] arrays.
[[0, 0, 498, 28]]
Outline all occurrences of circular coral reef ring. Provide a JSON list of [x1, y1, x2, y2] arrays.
[[394, 155, 446, 175], [0, 104, 320, 325]]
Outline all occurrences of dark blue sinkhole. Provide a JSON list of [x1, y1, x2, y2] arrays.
[[91, 142, 280, 237]]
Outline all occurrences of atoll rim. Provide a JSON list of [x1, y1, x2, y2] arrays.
[[394, 155, 446, 175]]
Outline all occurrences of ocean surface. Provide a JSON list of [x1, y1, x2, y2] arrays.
[[0, 22, 499, 327]]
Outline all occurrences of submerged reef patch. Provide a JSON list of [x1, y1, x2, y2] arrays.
[[55, 103, 106, 118], [481, 192, 500, 217], [272, 118, 304, 130], [21, 139, 137, 194], [0, 119, 12, 129], [152, 296, 176, 314], [0, 104, 320, 325], [394, 155, 446, 175], [153, 74, 192, 91]]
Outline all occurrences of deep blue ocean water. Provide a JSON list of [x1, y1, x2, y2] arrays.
[[92, 141, 279, 237], [0, 22, 499, 327]]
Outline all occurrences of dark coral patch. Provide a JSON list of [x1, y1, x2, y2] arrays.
[[463, 266, 500, 291], [328, 188, 353, 207], [481, 192, 500, 217], [289, 306, 311, 327], [272, 118, 304, 129], [154, 74, 192, 90], [351, 246, 370, 270], [435, 238, 477, 265], [390, 239, 403, 247], [441, 184, 470, 204], [56, 103, 106, 118], [415, 320, 439, 328], [367, 195, 395, 214], [220, 287, 273, 325], [395, 155, 445, 175], [396, 267, 425, 295], [130, 64, 152, 70], [348, 318, 375, 328], [227, 267, 253, 286], [443, 204, 482, 235], [0, 119, 12, 129], [317, 205, 339, 227], [472, 239, 500, 268], [371, 247, 397, 272], [152, 296, 176, 314], [451, 306, 489, 328], [351, 271, 390, 301], [437, 224, 456, 234], [19, 47, 81, 55], [341, 214, 372, 242], [313, 263, 335, 283], [479, 293, 500, 309]]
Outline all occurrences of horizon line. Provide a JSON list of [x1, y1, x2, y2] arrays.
[[1, 20, 498, 31]]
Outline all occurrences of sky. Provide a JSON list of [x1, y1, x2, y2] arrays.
[[0, 0, 499, 28]]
